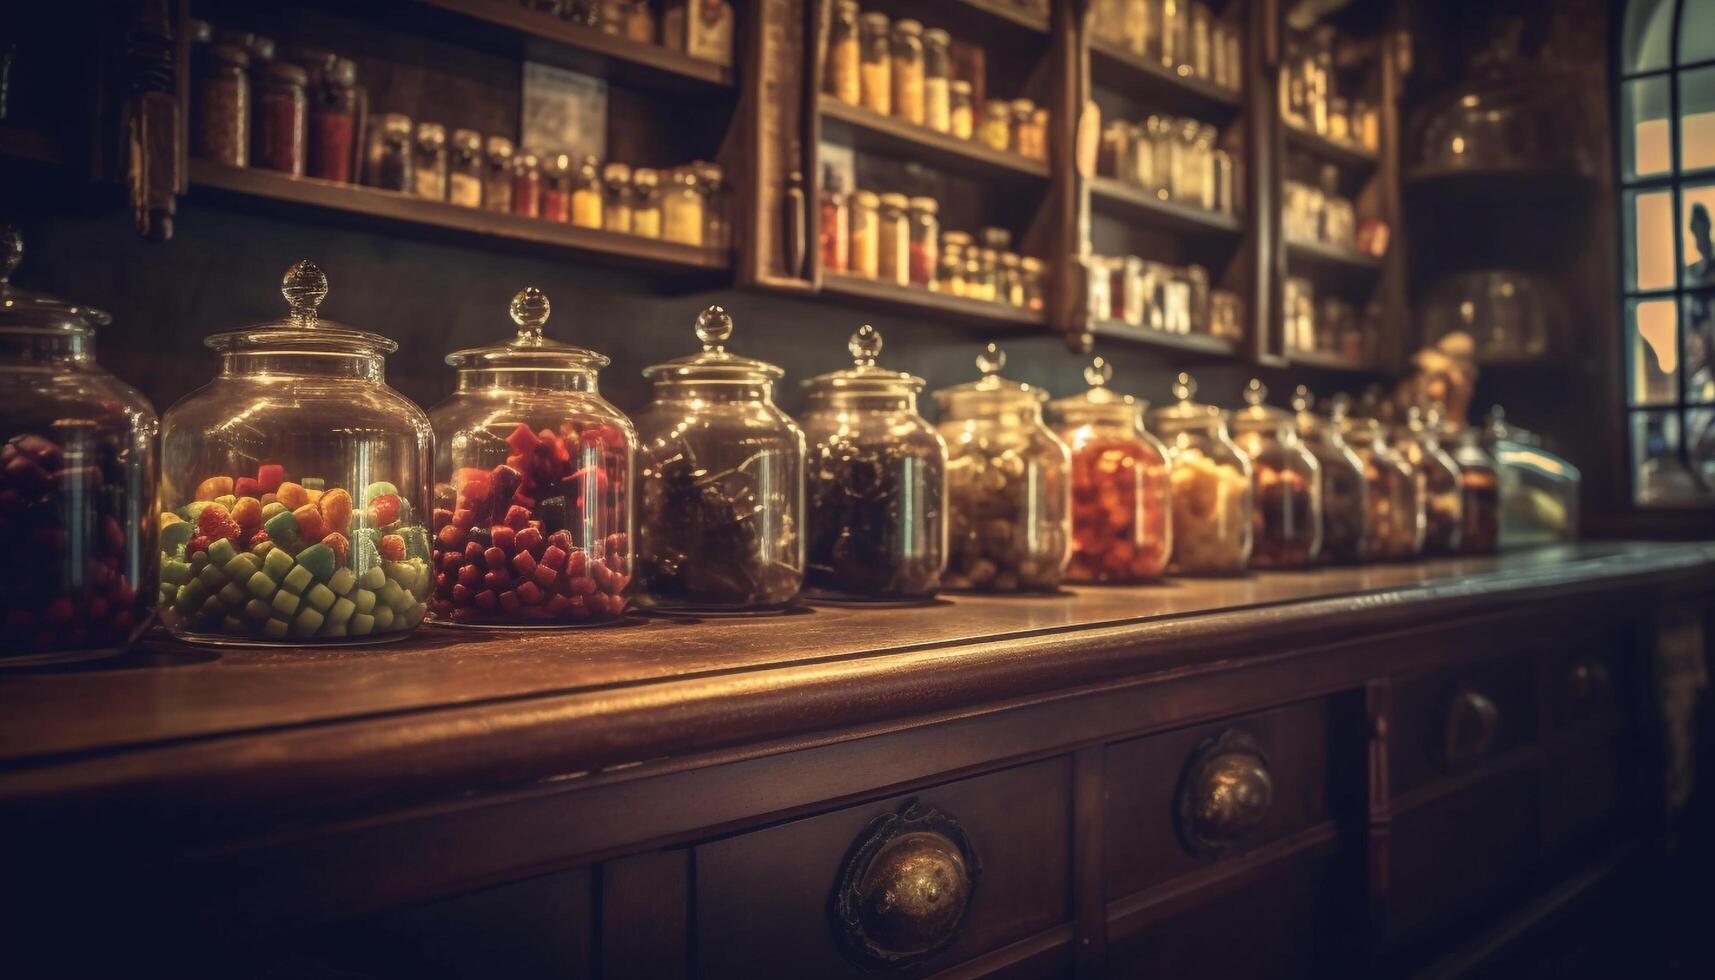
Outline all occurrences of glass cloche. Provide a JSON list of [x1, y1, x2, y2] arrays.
[[1336, 395, 1424, 562], [157, 261, 434, 644], [1393, 405, 1465, 556], [1292, 386, 1368, 565], [1228, 379, 1322, 569], [1148, 373, 1252, 576]]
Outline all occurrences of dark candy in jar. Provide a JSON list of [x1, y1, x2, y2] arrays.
[[943, 450, 1066, 592], [1251, 463, 1319, 568], [806, 438, 943, 599], [638, 453, 801, 608], [1459, 468, 1499, 554]]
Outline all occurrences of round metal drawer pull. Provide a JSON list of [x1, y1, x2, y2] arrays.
[[1444, 687, 1501, 769], [1567, 658, 1612, 716], [1175, 729, 1275, 858], [831, 799, 980, 969]]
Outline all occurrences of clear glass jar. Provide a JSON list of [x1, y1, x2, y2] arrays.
[[1227, 379, 1321, 569], [663, 168, 705, 245], [1212, 147, 1235, 214], [0, 229, 158, 664], [890, 18, 925, 125], [1002, 253, 1024, 307], [802, 325, 947, 600], [1021, 256, 1046, 312], [877, 192, 910, 286], [1190, 2, 1212, 79], [512, 150, 542, 219], [428, 287, 634, 626], [542, 153, 573, 223], [1047, 357, 1171, 583], [950, 80, 975, 140], [484, 136, 515, 213], [924, 28, 952, 133], [253, 61, 308, 175], [1148, 115, 1174, 199], [826, 0, 861, 105], [1194, 124, 1218, 210], [1450, 424, 1499, 555], [819, 166, 850, 273], [635, 307, 805, 612], [967, 247, 993, 302], [1161, 0, 1187, 71], [907, 196, 938, 287], [158, 261, 433, 645], [602, 161, 633, 233], [849, 189, 880, 279], [1291, 386, 1367, 564], [632, 167, 662, 238], [1148, 373, 1252, 575], [1337, 400, 1425, 561], [1171, 117, 1199, 203], [933, 344, 1071, 592], [860, 12, 892, 116], [1100, 120, 1129, 179], [937, 234, 967, 295], [1394, 406, 1464, 555], [979, 100, 1012, 152], [571, 155, 604, 229], [195, 42, 250, 167], [412, 121, 448, 201], [448, 129, 484, 208], [697, 162, 728, 251], [308, 56, 358, 183]]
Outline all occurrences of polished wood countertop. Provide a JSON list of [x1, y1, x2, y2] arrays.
[[2, 541, 1710, 841]]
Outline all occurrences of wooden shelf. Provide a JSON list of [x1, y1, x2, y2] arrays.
[[1088, 39, 1243, 117], [189, 161, 729, 273], [1286, 348, 1381, 372], [1284, 237, 1385, 278], [1089, 177, 1243, 237], [818, 97, 1050, 183], [821, 272, 1045, 329], [1090, 320, 1242, 358], [0, 126, 62, 166], [1283, 123, 1378, 170], [954, 0, 1051, 34]]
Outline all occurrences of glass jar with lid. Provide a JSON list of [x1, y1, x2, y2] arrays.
[[512, 150, 542, 218], [1148, 372, 1252, 575], [602, 161, 634, 233], [877, 192, 910, 286], [907, 197, 939, 287], [0, 228, 158, 664], [253, 61, 308, 175], [158, 261, 433, 644], [979, 100, 1012, 152], [937, 233, 968, 295], [367, 112, 413, 193], [1449, 421, 1499, 554], [859, 12, 892, 115], [825, 0, 861, 106], [1012, 99, 1044, 159], [634, 307, 805, 612], [950, 80, 975, 140], [1047, 357, 1171, 583], [632, 168, 663, 238], [571, 155, 604, 229], [413, 121, 448, 201], [933, 344, 1071, 592], [195, 42, 250, 167], [1021, 256, 1046, 312], [308, 56, 359, 183], [849, 189, 880, 279], [923, 28, 952, 133], [1291, 386, 1367, 564], [1336, 397, 1424, 561], [428, 287, 634, 626], [1394, 405, 1464, 555], [542, 153, 573, 223], [802, 325, 947, 601], [484, 136, 515, 213], [890, 19, 925, 125], [663, 167, 705, 245], [1227, 379, 1321, 569], [448, 129, 484, 208]]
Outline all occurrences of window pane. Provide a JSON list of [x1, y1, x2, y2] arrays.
[[1690, 406, 1715, 488], [1626, 76, 1674, 179], [1626, 189, 1677, 290], [1682, 0, 1715, 65], [1689, 290, 1715, 400], [1684, 67, 1715, 172], [1683, 183, 1715, 287], [1625, 0, 1673, 74], [1630, 299, 1680, 405], [1632, 411, 1710, 505]]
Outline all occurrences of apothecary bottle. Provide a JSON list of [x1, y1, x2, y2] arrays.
[[368, 112, 414, 192], [253, 61, 308, 175], [511, 150, 542, 218], [483, 136, 515, 213], [924, 28, 952, 132], [635, 307, 805, 612], [826, 0, 861, 106], [1148, 373, 1252, 575], [158, 261, 434, 644], [1337, 398, 1424, 561], [979, 100, 1012, 151], [1227, 379, 1321, 569], [0, 229, 158, 663], [308, 57, 358, 183], [1292, 386, 1367, 564], [413, 121, 448, 201], [447, 130, 484, 208], [877, 192, 910, 286], [195, 42, 250, 167], [850, 189, 880, 278], [1047, 357, 1171, 583], [933, 344, 1071, 592], [572, 155, 604, 229], [890, 18, 926, 125], [662, 168, 705, 246], [907, 197, 938, 287], [632, 167, 663, 238], [1394, 406, 1463, 555], [819, 166, 850, 273], [950, 80, 975, 140], [802, 325, 947, 601], [602, 161, 634, 233], [428, 288, 634, 626], [859, 12, 891, 115], [1450, 421, 1499, 555]]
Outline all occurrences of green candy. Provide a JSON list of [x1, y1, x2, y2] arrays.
[[304, 583, 336, 612], [251, 539, 276, 558], [348, 612, 375, 636], [244, 598, 272, 621], [271, 589, 301, 617], [214, 494, 238, 510], [326, 596, 356, 627], [246, 571, 277, 598], [359, 565, 386, 591], [189, 551, 209, 571], [320, 622, 348, 638], [327, 567, 356, 596], [372, 604, 395, 631], [264, 509, 301, 545], [295, 543, 336, 583], [261, 501, 288, 520], [352, 588, 376, 615], [263, 618, 289, 639], [281, 564, 313, 595], [207, 537, 238, 566], [197, 564, 227, 590], [161, 521, 195, 556], [177, 500, 216, 522], [263, 547, 295, 580], [161, 558, 192, 586], [221, 615, 245, 634], [223, 552, 260, 582], [362, 481, 397, 504], [198, 594, 226, 621], [378, 579, 406, 612], [217, 582, 247, 608], [174, 580, 207, 613], [291, 607, 326, 637]]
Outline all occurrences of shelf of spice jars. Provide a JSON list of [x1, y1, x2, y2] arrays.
[[820, 271, 1045, 328], [189, 161, 729, 273], [818, 96, 1051, 184], [1088, 176, 1243, 237], [1088, 319, 1242, 358], [1283, 122, 1378, 170], [1087, 39, 1244, 118], [1283, 236, 1384, 279]]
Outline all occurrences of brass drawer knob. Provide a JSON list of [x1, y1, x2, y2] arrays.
[[1444, 687, 1501, 769], [1176, 729, 1274, 858], [831, 800, 980, 969], [1566, 657, 1612, 717]]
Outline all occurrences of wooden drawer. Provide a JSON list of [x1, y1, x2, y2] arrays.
[[1390, 654, 1538, 798], [1542, 724, 1626, 854], [1541, 638, 1628, 733], [693, 757, 1072, 979], [1104, 696, 1356, 902]]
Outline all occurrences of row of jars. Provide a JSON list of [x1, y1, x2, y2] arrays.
[[1280, 27, 1381, 152], [1090, 0, 1244, 92], [518, 0, 735, 66], [1087, 256, 1243, 342], [1283, 167, 1360, 252], [1284, 279, 1383, 363], [1097, 115, 1239, 215]]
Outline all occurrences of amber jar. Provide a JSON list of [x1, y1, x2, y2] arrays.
[[662, 168, 705, 245], [367, 113, 413, 192], [819, 165, 850, 273], [907, 197, 938, 287], [542, 153, 572, 222], [1148, 373, 1253, 575], [936, 234, 967, 295], [1012, 99, 1045, 160], [979, 100, 1012, 151], [924, 28, 952, 133], [448, 130, 484, 208], [877, 192, 910, 286], [413, 122, 448, 201], [632, 168, 663, 238], [1451, 423, 1500, 555], [1394, 406, 1464, 555], [512, 151, 542, 219], [849, 189, 880, 279], [1292, 386, 1368, 564], [484, 136, 514, 213], [890, 19, 925, 126], [1227, 380, 1322, 569], [572, 156, 605, 229], [252, 61, 307, 175], [859, 12, 891, 115], [826, 0, 861, 106], [307, 57, 357, 183], [950, 80, 975, 140], [1338, 400, 1425, 561], [603, 161, 634, 233], [195, 42, 250, 167]]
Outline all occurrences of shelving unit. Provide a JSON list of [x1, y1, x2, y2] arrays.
[[1285, 347, 1382, 372], [1284, 237, 1386, 277], [1087, 39, 1245, 118], [821, 272, 1045, 329], [1088, 177, 1243, 237], [952, 0, 1050, 34], [817, 97, 1050, 184], [1089, 320, 1242, 358], [1284, 122, 1379, 171]]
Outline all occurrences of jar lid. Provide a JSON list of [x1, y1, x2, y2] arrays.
[[451, 129, 482, 152], [932, 343, 1047, 415], [205, 260, 398, 356], [1046, 357, 1143, 427], [1333, 392, 1387, 443], [445, 286, 608, 372], [0, 227, 111, 336], [1290, 384, 1331, 437], [878, 191, 909, 210], [485, 135, 514, 158], [1146, 372, 1223, 429], [633, 167, 659, 187], [642, 305, 783, 383], [892, 18, 923, 35], [415, 121, 446, 146], [1226, 378, 1294, 435], [259, 60, 308, 86], [924, 27, 950, 45], [860, 11, 889, 28], [908, 196, 937, 213], [803, 324, 924, 395], [378, 112, 412, 135]]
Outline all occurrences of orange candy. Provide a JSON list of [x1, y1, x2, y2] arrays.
[[276, 481, 310, 510], [379, 534, 406, 561], [194, 476, 234, 501], [318, 488, 352, 536], [292, 502, 327, 541], [322, 532, 350, 565], [230, 496, 263, 529]]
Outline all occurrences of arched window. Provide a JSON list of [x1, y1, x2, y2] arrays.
[[1620, 0, 1715, 505]]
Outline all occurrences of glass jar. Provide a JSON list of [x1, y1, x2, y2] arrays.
[[413, 121, 448, 201], [1194, 125, 1218, 210], [1021, 256, 1046, 312], [826, 0, 861, 106], [484, 136, 515, 213], [663, 168, 705, 245], [0, 229, 157, 664], [308, 57, 358, 183], [429, 288, 634, 626], [571, 155, 604, 229], [967, 247, 993, 302], [933, 344, 1071, 592], [1337, 401, 1425, 561], [907, 196, 938, 287], [697, 161, 728, 250], [1291, 387, 1367, 564], [1013, 99, 1046, 160], [632, 167, 663, 238], [602, 161, 634, 232], [542, 153, 573, 222], [448, 129, 484, 208], [253, 61, 308, 175], [1394, 406, 1464, 555], [1047, 358, 1171, 583], [818, 165, 850, 273], [802, 325, 947, 600], [1161, 0, 1187, 71], [849, 189, 880, 279], [1190, 2, 1212, 79], [979, 100, 1012, 152], [1147, 115, 1174, 199], [512, 150, 542, 218], [1227, 380, 1321, 569], [877, 192, 910, 286], [158, 261, 433, 645], [1148, 373, 1252, 575], [937, 233, 967, 295], [1122, 0, 1151, 56], [1450, 423, 1500, 555], [195, 42, 250, 167], [890, 18, 925, 126], [950, 80, 975, 140], [1212, 147, 1235, 214], [860, 12, 892, 115], [1001, 253, 1024, 307], [635, 307, 805, 612], [368, 113, 413, 192], [924, 28, 952, 133]]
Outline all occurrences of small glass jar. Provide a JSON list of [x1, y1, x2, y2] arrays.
[[484, 136, 515, 213], [571, 155, 604, 229], [933, 345, 1071, 593], [308, 56, 357, 183], [635, 307, 805, 612], [937, 233, 968, 295], [1194, 125, 1218, 210], [253, 61, 307, 175], [0, 229, 158, 663], [512, 151, 543, 218], [1451, 423, 1500, 555], [849, 189, 881, 279], [979, 100, 1012, 152], [950, 80, 975, 140], [663, 168, 705, 245], [602, 161, 634, 232], [1021, 256, 1046, 312], [1148, 373, 1253, 575], [819, 166, 850, 273], [413, 122, 448, 201], [860, 12, 892, 116], [967, 247, 993, 302], [158, 261, 433, 645], [1161, 0, 1187, 71], [1338, 400, 1425, 561], [1394, 406, 1464, 555], [447, 129, 484, 208], [428, 287, 634, 626], [1227, 380, 1322, 569], [367, 112, 414, 192], [906, 196, 939, 287], [195, 42, 250, 167], [1328, 95, 1351, 143], [1001, 253, 1025, 307], [802, 325, 948, 600], [1012, 99, 1045, 160], [542, 153, 573, 222], [826, 0, 861, 106], [877, 192, 910, 286], [620, 0, 655, 41], [1291, 387, 1367, 564], [923, 28, 952, 133], [1212, 148, 1235, 214], [890, 19, 925, 126], [632, 168, 663, 238], [1147, 115, 1174, 199], [697, 161, 728, 251], [1122, 0, 1151, 56], [1048, 358, 1172, 583], [1190, 2, 1213, 79]]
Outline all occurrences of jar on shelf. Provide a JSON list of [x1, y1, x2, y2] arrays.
[[1010, 99, 1042, 160], [593, 161, 629, 233], [619, 0, 655, 41], [697, 161, 728, 251], [937, 232, 969, 295], [635, 307, 805, 612], [1100, 121, 1129, 179], [542, 153, 573, 222], [413, 121, 448, 201], [1336, 398, 1424, 561], [890, 18, 925, 126], [1122, 0, 1152, 56], [1450, 421, 1500, 555], [1194, 125, 1218, 210], [1021, 256, 1046, 312], [826, 0, 861, 106], [819, 166, 850, 273], [979, 100, 1012, 152], [367, 112, 414, 192], [1161, 0, 1187, 71], [968, 247, 994, 302], [0, 229, 158, 664], [1191, 2, 1213, 79], [924, 28, 952, 133], [907, 196, 938, 287], [158, 261, 433, 645], [1328, 96, 1351, 143], [802, 325, 947, 601], [663, 167, 705, 246], [1148, 373, 1252, 575], [860, 12, 892, 116], [572, 155, 604, 229], [1147, 115, 1173, 199], [484, 136, 515, 213], [1394, 406, 1464, 555], [1212, 147, 1235, 214], [1047, 358, 1172, 583], [877, 192, 910, 286], [428, 287, 634, 626], [253, 61, 308, 175], [932, 344, 1071, 593], [511, 150, 542, 218], [448, 129, 484, 208], [1002, 253, 1024, 307], [849, 189, 880, 278], [308, 56, 357, 183], [1227, 380, 1321, 568], [196, 42, 250, 167], [632, 167, 663, 238], [1291, 386, 1367, 564], [950, 80, 975, 140]]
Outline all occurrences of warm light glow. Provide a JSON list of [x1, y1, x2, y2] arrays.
[[1635, 117, 1671, 175], [1634, 299, 1679, 406], [1635, 191, 1675, 289], [1683, 110, 1715, 170], [1681, 184, 1715, 272]]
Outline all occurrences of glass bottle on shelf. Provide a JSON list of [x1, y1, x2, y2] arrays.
[[1291, 386, 1367, 564], [1191, 2, 1212, 79], [937, 233, 968, 295], [849, 189, 880, 278], [1148, 115, 1174, 199], [1021, 256, 1046, 312], [571, 155, 604, 229], [697, 162, 728, 251], [826, 0, 861, 106], [1194, 124, 1218, 210], [428, 287, 634, 626], [1047, 357, 1172, 583], [1227, 379, 1322, 569], [950, 80, 975, 140], [634, 307, 805, 612], [632, 167, 662, 238], [0, 228, 158, 664], [979, 100, 1012, 152], [933, 344, 1071, 592], [511, 150, 542, 218], [890, 18, 925, 126], [1012, 99, 1045, 160], [483, 136, 514, 213], [1002, 253, 1024, 307], [367, 113, 414, 192], [542, 153, 573, 222], [907, 196, 939, 287], [1122, 0, 1152, 56], [308, 56, 358, 183], [924, 28, 952, 133], [801, 325, 948, 601], [253, 61, 308, 176], [158, 261, 433, 645], [1394, 405, 1464, 555], [818, 166, 850, 273], [1450, 420, 1500, 554], [1148, 372, 1253, 575], [877, 192, 910, 286], [1161, 0, 1187, 72], [195, 42, 250, 167], [1336, 396, 1424, 561], [662, 167, 705, 246], [859, 12, 892, 116], [412, 121, 448, 201], [602, 161, 633, 233], [447, 130, 484, 208]]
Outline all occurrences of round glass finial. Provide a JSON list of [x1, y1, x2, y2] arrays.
[[1328, 392, 1353, 420], [1084, 356, 1113, 388], [0, 225, 21, 285], [1426, 400, 1446, 427], [849, 324, 882, 366], [510, 286, 550, 342], [695, 305, 732, 351], [281, 260, 329, 326], [976, 342, 1006, 376], [1291, 384, 1313, 414], [1171, 371, 1197, 402], [1243, 378, 1267, 407]]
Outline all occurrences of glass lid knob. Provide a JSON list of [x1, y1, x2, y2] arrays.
[[1291, 384, 1313, 414], [0, 225, 21, 285], [1083, 356, 1113, 389], [1172, 371, 1197, 402], [509, 286, 550, 344], [1243, 378, 1267, 407], [694, 304, 732, 351], [1328, 392, 1352, 419], [849, 323, 881, 366], [1426, 401, 1445, 427], [281, 259, 329, 327], [1405, 404, 1423, 427], [976, 342, 1006, 376]]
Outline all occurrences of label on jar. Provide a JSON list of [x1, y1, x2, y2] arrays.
[[828, 39, 861, 105], [685, 1, 734, 66], [415, 168, 446, 201], [893, 64, 925, 126], [861, 62, 891, 115], [951, 105, 973, 141], [572, 188, 604, 229], [448, 172, 483, 208], [605, 203, 633, 233]]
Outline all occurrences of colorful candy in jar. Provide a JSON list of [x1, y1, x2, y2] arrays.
[[1149, 373, 1253, 576], [1292, 386, 1368, 565], [1228, 379, 1322, 569], [1336, 397, 1424, 562], [1395, 405, 1464, 556]]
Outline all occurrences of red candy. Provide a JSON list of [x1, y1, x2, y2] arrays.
[[257, 464, 286, 494], [196, 502, 241, 543], [369, 493, 401, 527]]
